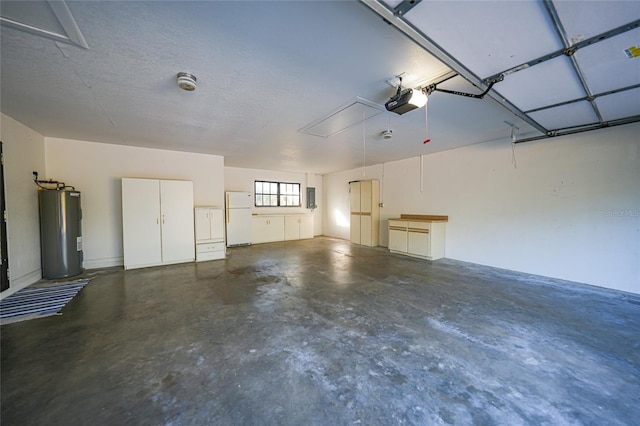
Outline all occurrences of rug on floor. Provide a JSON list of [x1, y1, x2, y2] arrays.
[[0, 278, 91, 325]]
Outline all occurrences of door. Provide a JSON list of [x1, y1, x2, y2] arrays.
[[209, 208, 225, 241], [227, 208, 252, 246], [360, 214, 372, 246], [160, 180, 195, 263], [350, 214, 361, 244], [349, 182, 361, 213], [360, 180, 372, 214], [284, 215, 299, 241], [0, 143, 8, 292], [299, 214, 314, 239], [194, 208, 211, 242], [227, 191, 252, 208], [122, 178, 162, 269]]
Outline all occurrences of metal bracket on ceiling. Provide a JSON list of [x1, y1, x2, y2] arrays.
[[423, 75, 504, 99], [393, 0, 423, 17]]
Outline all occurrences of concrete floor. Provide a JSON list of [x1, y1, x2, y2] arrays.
[[1, 237, 639, 425]]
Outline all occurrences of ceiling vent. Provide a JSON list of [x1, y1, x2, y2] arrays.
[[177, 72, 197, 91]]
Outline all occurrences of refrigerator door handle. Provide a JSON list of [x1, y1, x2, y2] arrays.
[[226, 194, 230, 223]]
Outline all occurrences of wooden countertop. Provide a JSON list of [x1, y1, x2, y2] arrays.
[[389, 214, 448, 223]]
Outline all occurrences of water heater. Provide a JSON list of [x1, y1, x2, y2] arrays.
[[39, 189, 83, 279]]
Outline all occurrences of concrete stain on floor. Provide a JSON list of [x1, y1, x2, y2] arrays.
[[1, 237, 639, 425]]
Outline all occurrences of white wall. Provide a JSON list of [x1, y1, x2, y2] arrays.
[[0, 114, 46, 298], [45, 138, 224, 269], [323, 165, 383, 241], [225, 167, 323, 235], [324, 123, 640, 294]]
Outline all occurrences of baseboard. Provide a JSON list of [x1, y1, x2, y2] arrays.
[[83, 257, 123, 269], [1, 268, 42, 300]]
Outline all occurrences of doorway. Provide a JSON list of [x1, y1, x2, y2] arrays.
[[1, 142, 9, 292]]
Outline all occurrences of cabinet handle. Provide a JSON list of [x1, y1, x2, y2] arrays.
[[162, 215, 166, 224], [157, 218, 159, 224]]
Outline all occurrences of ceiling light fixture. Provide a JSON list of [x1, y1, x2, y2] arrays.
[[177, 72, 197, 91]]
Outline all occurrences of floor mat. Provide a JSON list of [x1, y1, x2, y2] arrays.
[[0, 278, 91, 325]]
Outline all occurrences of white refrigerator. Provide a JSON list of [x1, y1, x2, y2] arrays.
[[225, 191, 252, 246]]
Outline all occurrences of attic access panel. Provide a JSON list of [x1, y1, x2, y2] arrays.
[[298, 97, 385, 138]]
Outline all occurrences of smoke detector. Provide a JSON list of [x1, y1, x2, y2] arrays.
[[381, 129, 393, 140], [177, 72, 197, 91]]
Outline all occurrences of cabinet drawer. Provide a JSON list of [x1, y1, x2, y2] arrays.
[[196, 242, 225, 253], [196, 250, 225, 261], [408, 221, 431, 232], [389, 220, 407, 230]]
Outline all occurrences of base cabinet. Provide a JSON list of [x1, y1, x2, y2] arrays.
[[252, 216, 285, 244], [252, 214, 313, 244], [388, 219, 446, 260], [195, 207, 225, 261]]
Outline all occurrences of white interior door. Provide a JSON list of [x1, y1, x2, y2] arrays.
[[122, 178, 161, 269], [160, 180, 195, 263]]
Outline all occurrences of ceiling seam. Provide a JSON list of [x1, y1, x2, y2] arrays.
[[543, 0, 604, 124], [524, 83, 640, 114]]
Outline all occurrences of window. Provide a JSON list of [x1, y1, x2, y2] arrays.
[[255, 181, 301, 207]]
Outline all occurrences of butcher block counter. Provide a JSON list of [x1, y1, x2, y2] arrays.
[[388, 214, 448, 260]]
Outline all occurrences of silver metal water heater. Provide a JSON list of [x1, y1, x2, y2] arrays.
[[38, 189, 83, 279]]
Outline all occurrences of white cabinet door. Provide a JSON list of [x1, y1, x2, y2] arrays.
[[360, 180, 372, 214], [122, 179, 162, 269], [160, 180, 195, 264], [268, 216, 285, 242], [350, 181, 361, 213], [284, 215, 299, 241], [299, 215, 314, 239], [389, 229, 408, 253], [408, 231, 431, 258], [252, 217, 270, 244], [360, 214, 372, 246], [350, 214, 361, 244], [209, 209, 225, 240], [194, 208, 211, 242]]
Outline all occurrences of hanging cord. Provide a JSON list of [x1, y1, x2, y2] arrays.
[[362, 110, 367, 176], [511, 126, 518, 169], [423, 95, 431, 144]]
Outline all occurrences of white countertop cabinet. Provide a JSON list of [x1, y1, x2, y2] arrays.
[[388, 216, 447, 261]]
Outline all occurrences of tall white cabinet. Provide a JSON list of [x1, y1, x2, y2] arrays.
[[122, 178, 195, 270], [350, 180, 380, 247], [194, 207, 225, 261]]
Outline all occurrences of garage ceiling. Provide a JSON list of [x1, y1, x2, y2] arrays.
[[1, 1, 638, 174]]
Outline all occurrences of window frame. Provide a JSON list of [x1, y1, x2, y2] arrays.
[[254, 180, 301, 207]]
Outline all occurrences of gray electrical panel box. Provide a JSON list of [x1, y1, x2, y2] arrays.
[[306, 187, 317, 209]]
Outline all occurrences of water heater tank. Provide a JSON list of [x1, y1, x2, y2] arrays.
[[39, 189, 83, 279]]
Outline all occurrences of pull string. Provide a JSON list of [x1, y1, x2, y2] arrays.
[[423, 99, 431, 144], [362, 110, 366, 176], [511, 126, 518, 169]]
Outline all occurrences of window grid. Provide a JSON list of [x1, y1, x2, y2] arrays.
[[255, 181, 301, 207]]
